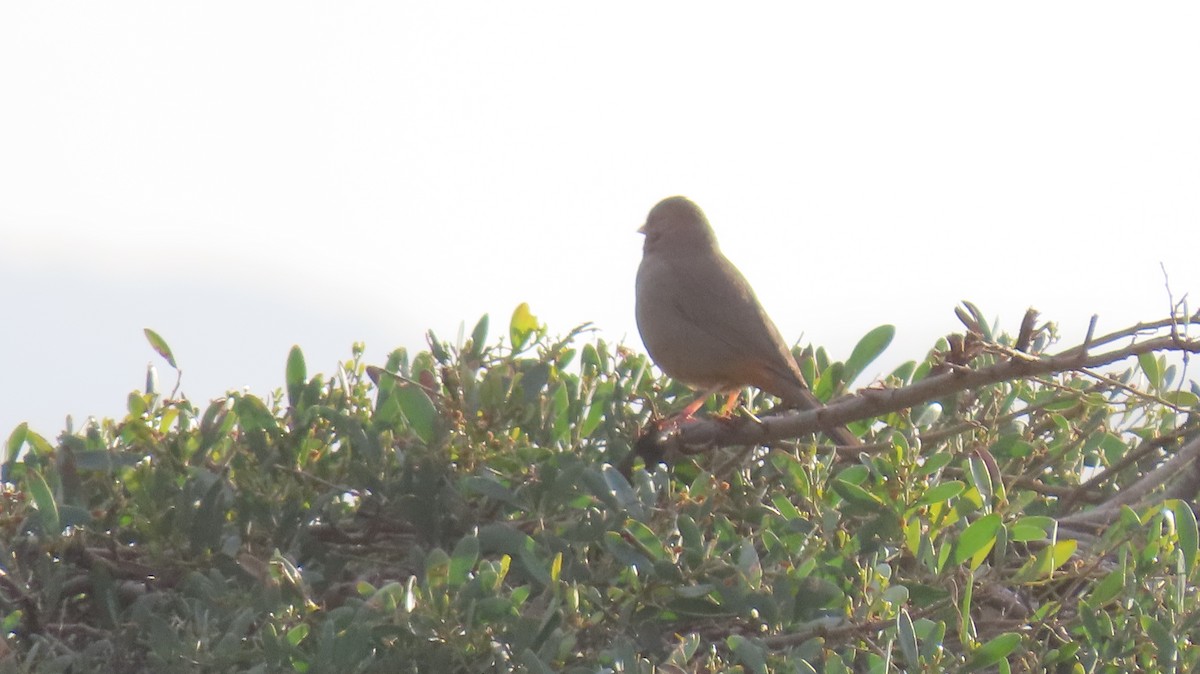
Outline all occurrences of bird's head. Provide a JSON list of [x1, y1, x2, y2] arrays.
[[639, 196, 719, 254]]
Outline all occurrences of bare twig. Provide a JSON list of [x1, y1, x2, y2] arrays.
[[1057, 312, 1200, 358], [1015, 308, 1039, 353], [365, 366, 440, 396], [276, 464, 361, 496], [1076, 367, 1195, 414]]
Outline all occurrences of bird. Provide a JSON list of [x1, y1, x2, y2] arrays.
[[634, 195, 860, 446]]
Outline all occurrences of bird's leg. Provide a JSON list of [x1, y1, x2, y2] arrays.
[[677, 387, 717, 420], [674, 384, 727, 421]]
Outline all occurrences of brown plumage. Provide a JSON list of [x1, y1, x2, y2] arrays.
[[635, 196, 859, 446]]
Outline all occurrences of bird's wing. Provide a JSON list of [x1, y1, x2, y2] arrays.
[[666, 251, 807, 387]]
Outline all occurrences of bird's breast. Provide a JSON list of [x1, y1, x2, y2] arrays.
[[635, 253, 744, 389]]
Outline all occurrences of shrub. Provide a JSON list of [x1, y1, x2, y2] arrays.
[[3, 303, 1200, 672]]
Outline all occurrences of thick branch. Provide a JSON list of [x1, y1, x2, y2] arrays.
[[651, 332, 1200, 454]]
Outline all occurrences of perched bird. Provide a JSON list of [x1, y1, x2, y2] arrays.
[[635, 196, 859, 446]]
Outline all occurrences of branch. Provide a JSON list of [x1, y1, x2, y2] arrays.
[[1058, 424, 1197, 513], [683, 599, 952, 652], [641, 332, 1200, 456], [1058, 311, 1200, 357], [1059, 433, 1200, 532]]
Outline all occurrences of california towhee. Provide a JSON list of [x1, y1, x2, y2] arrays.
[[635, 196, 859, 446]]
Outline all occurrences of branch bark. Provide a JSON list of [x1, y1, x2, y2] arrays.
[[632, 318, 1200, 465], [1059, 432, 1200, 533]]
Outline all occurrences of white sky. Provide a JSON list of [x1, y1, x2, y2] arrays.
[[2, 3, 1199, 439]]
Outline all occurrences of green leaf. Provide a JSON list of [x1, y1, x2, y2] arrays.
[[1095, 432, 1127, 465], [916, 480, 965, 506], [959, 576, 976, 643], [966, 632, 1022, 670], [914, 402, 942, 427], [425, 548, 451, 590], [462, 475, 520, 507], [727, 635, 768, 674], [1162, 390, 1200, 408], [510, 302, 539, 352], [517, 649, 554, 674], [286, 345, 307, 410], [551, 385, 570, 442], [235, 395, 279, 435], [469, 314, 489, 359], [843, 324, 895, 384], [1118, 505, 1142, 530], [394, 385, 437, 444], [668, 594, 727, 617], [771, 494, 804, 521], [769, 450, 811, 497], [72, 450, 129, 472], [143, 328, 178, 369], [614, 469, 651, 521], [897, 608, 919, 666], [915, 451, 953, 477], [602, 531, 654, 575], [1089, 568, 1125, 606], [519, 363, 551, 405], [449, 535, 480, 588], [1168, 499, 1199, 577], [736, 539, 762, 589], [286, 623, 309, 647], [891, 360, 917, 383], [1032, 539, 1076, 578], [1138, 352, 1162, 390], [427, 330, 450, 363], [624, 520, 668, 561], [477, 524, 551, 586], [580, 381, 612, 438], [127, 391, 148, 418], [967, 454, 994, 506], [1009, 515, 1055, 542], [958, 301, 992, 341], [191, 473, 228, 554], [832, 478, 887, 515], [26, 468, 60, 537], [955, 514, 1002, 567], [6, 423, 27, 462], [678, 515, 704, 567], [1142, 617, 1176, 665], [581, 343, 601, 374], [916, 618, 947, 660], [675, 585, 717, 601]]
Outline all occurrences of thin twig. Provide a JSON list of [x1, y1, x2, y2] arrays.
[[1057, 313, 1200, 358], [276, 464, 361, 496], [1077, 367, 1195, 414]]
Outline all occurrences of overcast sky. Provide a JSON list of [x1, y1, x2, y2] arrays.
[[2, 3, 1198, 441]]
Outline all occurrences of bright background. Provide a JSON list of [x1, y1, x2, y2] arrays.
[[2, 3, 1198, 438]]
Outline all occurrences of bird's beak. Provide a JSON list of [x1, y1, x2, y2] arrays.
[[637, 223, 646, 234]]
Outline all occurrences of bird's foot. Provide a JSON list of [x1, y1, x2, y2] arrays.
[[652, 411, 701, 433]]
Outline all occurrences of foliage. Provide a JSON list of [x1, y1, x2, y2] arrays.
[[2, 303, 1200, 673]]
